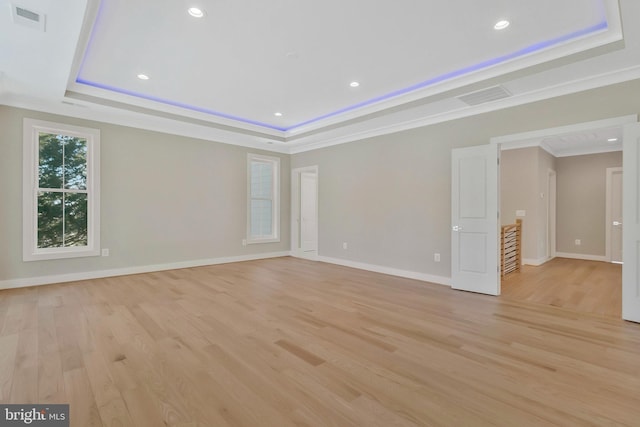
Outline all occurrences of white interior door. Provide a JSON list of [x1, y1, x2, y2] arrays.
[[451, 144, 500, 295], [547, 170, 557, 259], [291, 166, 318, 258], [300, 172, 318, 252], [606, 167, 623, 263], [623, 123, 640, 323]]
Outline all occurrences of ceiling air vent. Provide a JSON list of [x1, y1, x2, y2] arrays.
[[457, 85, 511, 106], [11, 4, 46, 32]]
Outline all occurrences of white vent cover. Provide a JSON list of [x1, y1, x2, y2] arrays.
[[11, 4, 46, 32], [457, 85, 511, 106]]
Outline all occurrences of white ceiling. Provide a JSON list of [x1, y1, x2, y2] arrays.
[[541, 127, 623, 157], [499, 120, 626, 157], [1, 0, 639, 153]]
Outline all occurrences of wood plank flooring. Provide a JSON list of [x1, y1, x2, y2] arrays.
[[501, 257, 622, 318], [1, 257, 639, 426]]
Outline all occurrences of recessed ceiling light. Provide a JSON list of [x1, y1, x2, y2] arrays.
[[188, 7, 204, 18], [274, 112, 283, 117], [494, 20, 510, 30], [350, 81, 360, 88], [608, 138, 619, 142], [137, 74, 150, 80]]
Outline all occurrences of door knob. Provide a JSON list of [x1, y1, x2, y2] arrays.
[[452, 226, 464, 232], [613, 221, 622, 226]]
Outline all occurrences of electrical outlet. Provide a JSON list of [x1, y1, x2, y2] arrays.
[[575, 239, 581, 246], [101, 248, 109, 257], [342, 242, 348, 250], [242, 239, 247, 246], [434, 253, 441, 262]]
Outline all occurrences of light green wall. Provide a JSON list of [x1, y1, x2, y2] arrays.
[[556, 151, 623, 256], [0, 106, 290, 282], [292, 79, 640, 277], [500, 147, 542, 262], [2, 79, 640, 284]]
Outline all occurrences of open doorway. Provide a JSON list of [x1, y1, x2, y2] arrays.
[[495, 116, 633, 318]]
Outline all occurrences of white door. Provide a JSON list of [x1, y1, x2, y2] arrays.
[[291, 166, 318, 258], [451, 144, 500, 295], [623, 123, 640, 323], [606, 167, 623, 263], [547, 170, 557, 259], [300, 172, 318, 252]]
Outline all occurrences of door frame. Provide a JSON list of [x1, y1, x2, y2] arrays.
[[489, 114, 637, 320], [606, 166, 623, 263], [291, 165, 319, 259]]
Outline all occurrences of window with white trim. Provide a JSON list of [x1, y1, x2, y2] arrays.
[[23, 118, 101, 261], [247, 153, 280, 243]]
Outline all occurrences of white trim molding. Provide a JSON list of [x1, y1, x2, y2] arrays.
[[290, 252, 319, 262], [555, 252, 609, 262], [0, 252, 290, 290], [3, 65, 639, 156], [317, 255, 451, 287], [522, 257, 554, 267]]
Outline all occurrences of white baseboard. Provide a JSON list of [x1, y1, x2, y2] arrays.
[[0, 251, 290, 290], [290, 251, 319, 261], [316, 255, 451, 287], [555, 252, 608, 262], [522, 257, 554, 266]]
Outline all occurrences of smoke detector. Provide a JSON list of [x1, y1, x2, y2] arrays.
[[11, 4, 46, 32]]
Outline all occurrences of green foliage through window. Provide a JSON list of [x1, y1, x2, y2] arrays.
[[37, 132, 88, 248]]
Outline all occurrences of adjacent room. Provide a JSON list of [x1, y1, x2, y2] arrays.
[[2, 0, 640, 426], [500, 128, 624, 317]]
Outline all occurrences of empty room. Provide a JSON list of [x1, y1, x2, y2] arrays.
[[2, 1, 640, 426], [500, 141, 624, 317]]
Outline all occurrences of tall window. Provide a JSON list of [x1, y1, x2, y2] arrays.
[[23, 119, 100, 261], [247, 153, 280, 243]]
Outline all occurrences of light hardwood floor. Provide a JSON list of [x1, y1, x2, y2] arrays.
[[1, 257, 639, 426], [501, 257, 622, 318]]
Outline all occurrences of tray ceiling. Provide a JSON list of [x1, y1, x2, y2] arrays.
[[1, 0, 638, 151]]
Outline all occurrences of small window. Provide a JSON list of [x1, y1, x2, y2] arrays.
[[23, 119, 100, 261], [247, 153, 280, 243]]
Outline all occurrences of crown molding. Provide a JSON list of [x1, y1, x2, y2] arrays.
[[3, 65, 639, 156], [289, 65, 640, 153]]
